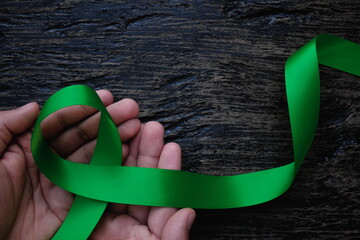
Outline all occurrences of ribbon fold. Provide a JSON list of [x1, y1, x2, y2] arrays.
[[31, 34, 360, 239]]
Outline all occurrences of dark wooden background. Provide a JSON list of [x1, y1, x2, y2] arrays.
[[1, 0, 359, 239]]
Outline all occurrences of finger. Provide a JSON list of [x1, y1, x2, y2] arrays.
[[49, 98, 139, 158], [127, 121, 164, 224], [0, 102, 39, 156], [41, 90, 113, 140], [162, 208, 196, 240], [148, 142, 182, 237], [65, 119, 140, 163], [137, 121, 164, 168], [157, 142, 182, 170]]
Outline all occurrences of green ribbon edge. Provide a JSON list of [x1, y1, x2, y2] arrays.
[[30, 34, 360, 239]]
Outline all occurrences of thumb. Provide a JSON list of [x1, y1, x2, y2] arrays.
[[0, 102, 39, 153], [162, 208, 196, 240]]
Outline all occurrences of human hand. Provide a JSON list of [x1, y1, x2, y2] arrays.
[[91, 121, 196, 240], [0, 90, 195, 239]]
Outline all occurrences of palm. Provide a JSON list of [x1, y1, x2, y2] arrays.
[[0, 91, 195, 240], [0, 129, 65, 239]]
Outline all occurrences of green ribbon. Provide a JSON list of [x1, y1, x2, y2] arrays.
[[31, 34, 360, 239]]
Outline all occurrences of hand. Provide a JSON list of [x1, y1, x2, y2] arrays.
[[91, 121, 196, 240], [0, 90, 195, 240]]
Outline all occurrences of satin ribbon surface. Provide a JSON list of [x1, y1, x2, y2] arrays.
[[31, 34, 360, 239]]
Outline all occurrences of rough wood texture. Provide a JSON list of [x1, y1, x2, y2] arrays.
[[1, 0, 359, 239]]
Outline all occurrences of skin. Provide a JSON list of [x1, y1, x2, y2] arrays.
[[0, 90, 196, 240]]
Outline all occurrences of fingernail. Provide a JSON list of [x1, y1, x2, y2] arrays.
[[187, 211, 196, 231], [19, 102, 34, 110]]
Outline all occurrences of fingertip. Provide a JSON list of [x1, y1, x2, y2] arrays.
[[0, 102, 40, 144], [137, 121, 165, 165], [184, 208, 196, 231], [27, 102, 40, 122], [96, 89, 114, 106], [18, 101, 39, 112], [107, 98, 140, 124], [162, 208, 196, 240], [28, 101, 40, 113], [15, 102, 39, 130], [144, 121, 164, 133], [118, 118, 142, 142], [141, 121, 165, 145], [164, 142, 181, 154], [158, 142, 182, 170], [121, 98, 140, 118], [175, 208, 196, 233]]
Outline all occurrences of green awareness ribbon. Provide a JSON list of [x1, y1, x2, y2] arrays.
[[31, 34, 360, 239]]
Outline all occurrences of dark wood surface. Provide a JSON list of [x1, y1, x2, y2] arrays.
[[1, 0, 359, 239]]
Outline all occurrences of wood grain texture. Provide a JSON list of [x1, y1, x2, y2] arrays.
[[0, 0, 359, 239]]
